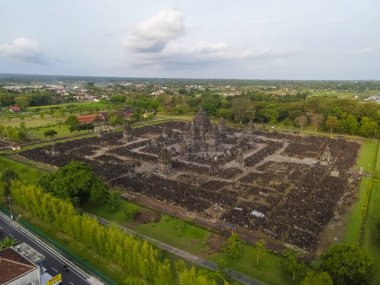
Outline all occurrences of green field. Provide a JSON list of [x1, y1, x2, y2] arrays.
[[27, 101, 111, 112], [357, 141, 378, 173], [136, 215, 211, 256], [341, 139, 380, 285], [82, 199, 142, 225], [364, 179, 380, 284], [0, 114, 57, 128], [0, 155, 45, 184], [342, 177, 371, 245], [27, 124, 92, 140], [209, 245, 293, 285]]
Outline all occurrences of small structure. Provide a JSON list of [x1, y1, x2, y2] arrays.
[[8, 105, 21, 113], [51, 143, 61, 156], [123, 122, 133, 142], [236, 149, 245, 169], [244, 120, 255, 142], [77, 114, 98, 124], [251, 210, 265, 218], [0, 245, 42, 285], [218, 118, 227, 137], [158, 148, 172, 174], [320, 145, 332, 165], [222, 221, 237, 233]]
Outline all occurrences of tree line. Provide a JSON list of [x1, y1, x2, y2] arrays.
[[107, 90, 380, 138], [9, 181, 228, 285]]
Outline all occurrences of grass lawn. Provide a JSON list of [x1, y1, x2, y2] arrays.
[[342, 139, 380, 285], [82, 199, 142, 225], [27, 124, 92, 140], [0, 114, 57, 128], [363, 179, 380, 285], [209, 244, 294, 285], [356, 140, 378, 173], [343, 141, 378, 244], [135, 215, 211, 256], [27, 101, 111, 112], [0, 155, 45, 183], [342, 177, 371, 245]]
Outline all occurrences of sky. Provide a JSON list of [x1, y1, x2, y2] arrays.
[[0, 0, 380, 80]]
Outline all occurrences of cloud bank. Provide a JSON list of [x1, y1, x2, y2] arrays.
[[123, 9, 295, 69], [124, 9, 186, 53], [0, 37, 46, 63]]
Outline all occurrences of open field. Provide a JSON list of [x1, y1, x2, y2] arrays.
[[0, 155, 45, 183], [27, 101, 112, 112], [209, 244, 293, 285], [364, 179, 380, 284], [0, 114, 57, 128], [342, 177, 371, 245], [340, 139, 380, 285], [27, 125, 92, 140]]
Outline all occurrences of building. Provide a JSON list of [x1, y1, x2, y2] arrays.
[[0, 247, 40, 285], [8, 105, 21, 113], [77, 114, 98, 124], [77, 112, 108, 124]]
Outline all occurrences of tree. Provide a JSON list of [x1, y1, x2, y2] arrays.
[[254, 239, 267, 265], [65, 115, 80, 132], [109, 113, 125, 127], [325, 115, 338, 134], [175, 219, 186, 238], [44, 129, 57, 138], [301, 271, 333, 285], [14, 95, 30, 109], [282, 249, 305, 281], [294, 115, 308, 131], [261, 104, 279, 124], [216, 258, 227, 282], [0, 236, 17, 249], [107, 191, 121, 210], [39, 161, 109, 205], [310, 113, 324, 133], [359, 116, 378, 138], [320, 244, 374, 285], [232, 97, 254, 124], [224, 232, 241, 258], [1, 168, 18, 198]]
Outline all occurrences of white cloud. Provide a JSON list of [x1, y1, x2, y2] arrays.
[[0, 37, 46, 63], [124, 9, 298, 69], [124, 9, 185, 53], [351, 43, 380, 54], [135, 41, 297, 66]]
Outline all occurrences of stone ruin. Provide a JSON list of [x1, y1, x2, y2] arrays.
[[123, 122, 133, 142], [19, 108, 361, 253]]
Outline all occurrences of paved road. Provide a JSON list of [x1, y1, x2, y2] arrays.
[[0, 212, 93, 285], [90, 214, 266, 285]]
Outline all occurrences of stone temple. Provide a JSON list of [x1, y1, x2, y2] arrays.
[[20, 107, 360, 252]]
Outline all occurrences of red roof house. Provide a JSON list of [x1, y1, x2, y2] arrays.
[[77, 114, 98, 124], [8, 105, 21, 112]]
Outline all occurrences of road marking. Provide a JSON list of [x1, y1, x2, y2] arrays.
[[51, 267, 58, 273], [69, 282, 74, 285], [8, 234, 13, 238]]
